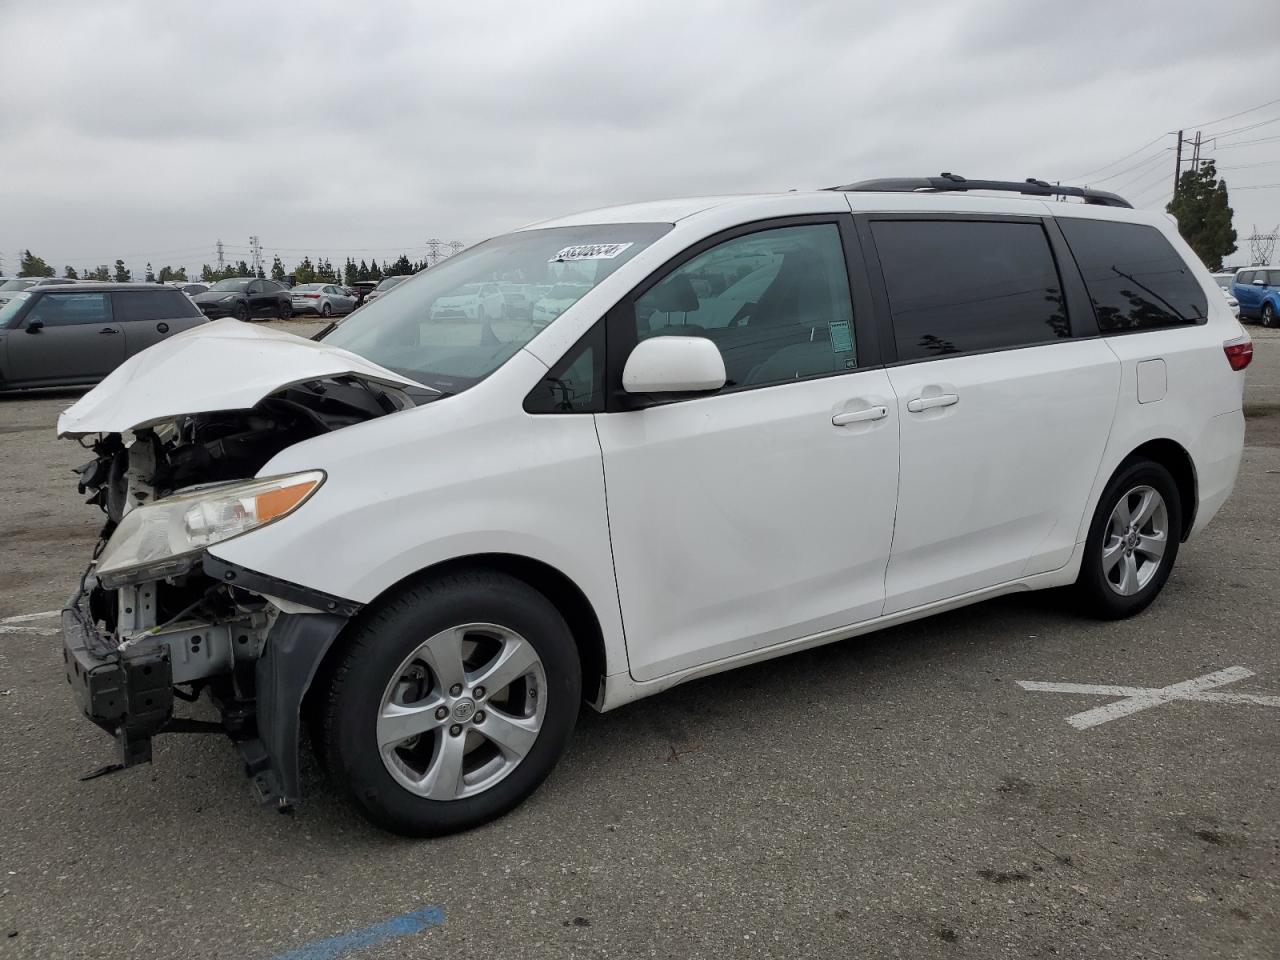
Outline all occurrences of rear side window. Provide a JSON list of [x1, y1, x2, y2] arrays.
[[112, 290, 201, 322], [1058, 219, 1207, 332], [871, 219, 1068, 362], [1237, 271, 1254, 285]]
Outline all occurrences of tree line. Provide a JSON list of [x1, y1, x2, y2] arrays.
[[13, 250, 430, 286]]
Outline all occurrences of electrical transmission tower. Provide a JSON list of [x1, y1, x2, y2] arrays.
[[249, 235, 263, 275], [425, 238, 443, 264], [447, 241, 464, 257], [1247, 225, 1279, 266], [215, 239, 225, 273]]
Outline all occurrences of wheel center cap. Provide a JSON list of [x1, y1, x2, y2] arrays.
[[452, 698, 476, 723]]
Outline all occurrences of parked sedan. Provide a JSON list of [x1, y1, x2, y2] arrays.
[[289, 283, 357, 317], [191, 277, 293, 321], [0, 276, 77, 294], [360, 274, 411, 306], [170, 281, 210, 297], [0, 283, 206, 391]]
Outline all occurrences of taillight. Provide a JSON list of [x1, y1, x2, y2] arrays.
[[1224, 336, 1253, 371], [303, 293, 320, 299]]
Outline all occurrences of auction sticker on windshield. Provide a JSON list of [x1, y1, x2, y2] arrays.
[[550, 242, 634, 262]]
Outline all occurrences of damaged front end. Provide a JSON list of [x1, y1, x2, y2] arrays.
[[60, 371, 425, 807]]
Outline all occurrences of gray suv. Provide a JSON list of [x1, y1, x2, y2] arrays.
[[0, 284, 207, 391]]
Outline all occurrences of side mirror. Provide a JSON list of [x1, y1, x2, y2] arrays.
[[1253, 279, 1265, 286], [622, 336, 726, 395], [25, 320, 43, 334]]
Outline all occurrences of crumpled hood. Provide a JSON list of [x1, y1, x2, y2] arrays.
[[57, 318, 430, 437]]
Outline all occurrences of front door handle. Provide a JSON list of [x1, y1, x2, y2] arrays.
[[832, 405, 888, 426], [906, 393, 958, 413], [99, 327, 118, 335]]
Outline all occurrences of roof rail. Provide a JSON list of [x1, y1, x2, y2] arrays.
[[825, 173, 1132, 209]]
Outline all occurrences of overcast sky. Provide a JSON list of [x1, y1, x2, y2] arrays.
[[2, 0, 1277, 278]]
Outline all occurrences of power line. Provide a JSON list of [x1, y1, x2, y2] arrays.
[[1068, 134, 1168, 181], [1088, 149, 1170, 186], [1215, 134, 1280, 150], [1187, 96, 1280, 133]]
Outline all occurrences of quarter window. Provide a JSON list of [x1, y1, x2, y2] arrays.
[[1057, 218, 1207, 331], [524, 321, 605, 413], [1237, 271, 1254, 285], [25, 292, 112, 327], [632, 223, 857, 389], [870, 219, 1068, 362]]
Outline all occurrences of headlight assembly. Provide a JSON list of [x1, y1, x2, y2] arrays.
[[95, 471, 324, 587]]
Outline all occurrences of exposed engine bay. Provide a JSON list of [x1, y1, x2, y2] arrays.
[[63, 375, 422, 799]]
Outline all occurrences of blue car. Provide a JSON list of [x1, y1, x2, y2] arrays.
[[1231, 267, 1280, 326]]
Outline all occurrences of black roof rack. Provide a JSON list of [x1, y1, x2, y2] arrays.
[[826, 172, 1132, 208]]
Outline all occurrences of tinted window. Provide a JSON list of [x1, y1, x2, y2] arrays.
[[871, 220, 1067, 361], [524, 321, 605, 413], [632, 223, 857, 389], [1058, 219, 1207, 331], [1237, 271, 1254, 285], [25, 292, 111, 327], [113, 290, 199, 321], [1268, 271, 1280, 286]]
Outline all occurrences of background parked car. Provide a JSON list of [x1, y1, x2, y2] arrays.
[[0, 276, 77, 295], [1210, 272, 1240, 318], [1230, 267, 1280, 326], [360, 274, 411, 306], [191, 277, 293, 321], [169, 281, 210, 297], [289, 282, 357, 317], [0, 283, 207, 390], [351, 280, 379, 306]]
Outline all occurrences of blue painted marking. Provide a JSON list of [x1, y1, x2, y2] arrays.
[[272, 906, 445, 960]]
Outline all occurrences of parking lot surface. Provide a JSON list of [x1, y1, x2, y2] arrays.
[[2, 321, 1278, 959]]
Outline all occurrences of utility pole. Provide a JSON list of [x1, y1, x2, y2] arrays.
[[1172, 129, 1183, 199], [1191, 130, 1202, 172], [248, 235, 262, 276]]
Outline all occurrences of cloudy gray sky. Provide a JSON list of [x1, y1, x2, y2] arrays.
[[2, 0, 1277, 278]]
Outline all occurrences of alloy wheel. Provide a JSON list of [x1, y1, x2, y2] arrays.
[[1101, 484, 1168, 596], [377, 622, 547, 800]]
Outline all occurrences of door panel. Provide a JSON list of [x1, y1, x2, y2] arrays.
[[596, 369, 900, 681], [6, 293, 123, 384], [883, 340, 1119, 613]]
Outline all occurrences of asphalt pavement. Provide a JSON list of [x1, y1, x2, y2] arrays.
[[1, 320, 1277, 959]]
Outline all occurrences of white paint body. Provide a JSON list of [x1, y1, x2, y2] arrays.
[[65, 192, 1248, 711]]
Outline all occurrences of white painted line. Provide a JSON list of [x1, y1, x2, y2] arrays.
[[1017, 666, 1280, 729], [0, 610, 60, 624]]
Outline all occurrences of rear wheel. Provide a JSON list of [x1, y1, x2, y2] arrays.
[[320, 570, 581, 836], [278, 300, 293, 320], [1074, 458, 1182, 619], [1263, 302, 1275, 328], [233, 303, 250, 322], [321, 302, 332, 318]]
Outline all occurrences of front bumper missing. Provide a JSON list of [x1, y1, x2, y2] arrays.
[[62, 578, 174, 767]]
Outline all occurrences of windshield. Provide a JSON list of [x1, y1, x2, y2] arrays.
[[375, 276, 408, 291], [322, 223, 669, 393], [209, 278, 254, 292], [0, 278, 37, 291], [0, 291, 32, 325]]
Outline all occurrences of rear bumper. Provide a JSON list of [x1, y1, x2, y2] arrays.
[[1188, 409, 1246, 539]]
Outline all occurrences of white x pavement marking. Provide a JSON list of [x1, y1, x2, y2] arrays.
[[1018, 666, 1280, 729], [0, 610, 60, 635]]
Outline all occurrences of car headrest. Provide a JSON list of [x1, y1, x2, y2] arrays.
[[646, 273, 700, 313]]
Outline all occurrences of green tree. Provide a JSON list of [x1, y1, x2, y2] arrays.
[[19, 250, 55, 277], [1166, 161, 1237, 271], [113, 259, 131, 282], [368, 260, 383, 281], [343, 258, 357, 286], [270, 255, 286, 281], [201, 264, 215, 282], [63, 265, 79, 279], [145, 262, 156, 283], [233, 260, 251, 277], [356, 259, 370, 282], [88, 264, 110, 281], [390, 254, 413, 276], [293, 256, 316, 284], [157, 265, 187, 282]]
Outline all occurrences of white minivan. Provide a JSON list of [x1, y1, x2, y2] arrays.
[[59, 176, 1250, 835]]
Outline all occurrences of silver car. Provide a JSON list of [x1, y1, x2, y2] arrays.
[[0, 283, 207, 391], [289, 283, 357, 317]]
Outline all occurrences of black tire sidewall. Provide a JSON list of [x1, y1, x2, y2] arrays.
[[1264, 304, 1275, 327], [1078, 459, 1182, 618], [321, 302, 331, 317], [324, 573, 581, 837], [234, 303, 250, 322]]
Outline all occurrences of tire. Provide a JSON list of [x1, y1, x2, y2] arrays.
[[1074, 458, 1182, 619], [321, 302, 332, 318], [233, 303, 250, 323], [320, 569, 581, 836], [1263, 302, 1275, 328], [278, 300, 293, 320]]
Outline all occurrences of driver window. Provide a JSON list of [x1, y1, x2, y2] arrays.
[[632, 223, 857, 390]]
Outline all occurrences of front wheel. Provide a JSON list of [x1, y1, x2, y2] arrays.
[[321, 302, 332, 318], [1074, 458, 1182, 619], [278, 300, 293, 320], [1263, 303, 1275, 328], [320, 570, 581, 836], [234, 303, 250, 322]]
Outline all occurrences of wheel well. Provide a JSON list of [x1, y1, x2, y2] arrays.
[[1128, 438, 1197, 540], [303, 554, 608, 726]]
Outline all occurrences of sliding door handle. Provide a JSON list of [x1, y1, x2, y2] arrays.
[[832, 405, 888, 426], [906, 393, 958, 413]]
